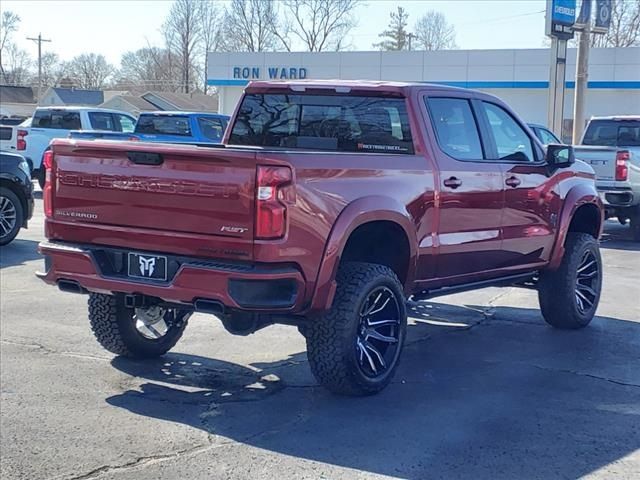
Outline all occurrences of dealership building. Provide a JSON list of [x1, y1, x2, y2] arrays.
[[207, 47, 639, 139]]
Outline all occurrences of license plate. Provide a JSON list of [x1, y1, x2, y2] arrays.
[[127, 253, 167, 281]]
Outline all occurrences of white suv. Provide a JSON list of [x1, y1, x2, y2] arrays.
[[18, 107, 136, 187]]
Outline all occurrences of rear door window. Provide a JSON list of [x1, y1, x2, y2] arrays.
[[33, 110, 81, 130], [135, 115, 191, 136], [583, 120, 640, 147], [229, 94, 414, 154], [0, 127, 12, 140], [115, 114, 135, 133], [426, 97, 484, 160], [197, 117, 224, 141], [89, 112, 116, 131]]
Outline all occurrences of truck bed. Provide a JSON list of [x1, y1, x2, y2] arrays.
[[47, 139, 257, 261]]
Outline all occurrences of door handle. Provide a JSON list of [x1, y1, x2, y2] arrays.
[[505, 176, 521, 188], [443, 177, 462, 189]]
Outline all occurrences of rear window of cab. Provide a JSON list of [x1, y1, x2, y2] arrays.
[[229, 94, 414, 154]]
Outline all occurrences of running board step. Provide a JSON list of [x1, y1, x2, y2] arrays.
[[411, 272, 538, 301]]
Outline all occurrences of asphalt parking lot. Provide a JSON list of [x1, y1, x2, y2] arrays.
[[1, 196, 639, 480]]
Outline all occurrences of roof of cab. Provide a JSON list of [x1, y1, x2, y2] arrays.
[[244, 79, 473, 95]]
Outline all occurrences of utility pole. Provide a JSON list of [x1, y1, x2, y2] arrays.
[[407, 33, 415, 51], [572, 27, 590, 143], [27, 33, 51, 104]]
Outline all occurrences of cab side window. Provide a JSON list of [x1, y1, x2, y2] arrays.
[[426, 97, 484, 160], [482, 102, 535, 162]]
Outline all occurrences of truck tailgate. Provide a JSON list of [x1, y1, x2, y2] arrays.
[[49, 140, 256, 259], [574, 146, 618, 181]]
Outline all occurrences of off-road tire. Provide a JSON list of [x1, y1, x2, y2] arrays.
[[538, 233, 602, 329], [88, 293, 188, 358], [306, 262, 407, 396], [0, 187, 24, 246]]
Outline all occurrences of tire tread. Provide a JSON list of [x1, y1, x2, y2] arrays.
[[306, 262, 405, 396]]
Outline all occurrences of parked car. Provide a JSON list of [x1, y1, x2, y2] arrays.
[[0, 151, 34, 245], [38, 80, 603, 396], [18, 107, 136, 187], [0, 125, 17, 152], [528, 123, 563, 144], [69, 112, 230, 145], [574, 116, 640, 240]]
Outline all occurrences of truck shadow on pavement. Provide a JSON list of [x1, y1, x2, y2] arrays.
[[107, 302, 640, 479], [600, 221, 640, 251], [0, 238, 42, 268]]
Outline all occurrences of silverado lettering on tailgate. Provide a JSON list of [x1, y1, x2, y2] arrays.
[[58, 172, 239, 199]]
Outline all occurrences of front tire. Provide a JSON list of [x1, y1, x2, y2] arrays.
[[0, 187, 24, 246], [88, 293, 189, 358], [538, 233, 602, 329], [306, 262, 407, 396]]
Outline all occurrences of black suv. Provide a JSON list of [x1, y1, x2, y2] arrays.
[[0, 151, 34, 245]]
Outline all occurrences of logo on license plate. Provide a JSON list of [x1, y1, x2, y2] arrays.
[[138, 256, 156, 277]]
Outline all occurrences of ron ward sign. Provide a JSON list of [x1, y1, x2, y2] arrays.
[[233, 66, 308, 80]]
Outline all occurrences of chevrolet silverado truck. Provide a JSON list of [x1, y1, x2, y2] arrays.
[[574, 116, 640, 241], [37, 80, 604, 396]]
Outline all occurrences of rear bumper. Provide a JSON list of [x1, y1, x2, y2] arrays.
[[37, 241, 307, 313], [597, 187, 636, 209]]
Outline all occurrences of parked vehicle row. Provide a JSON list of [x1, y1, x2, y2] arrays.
[[13, 107, 136, 187], [0, 151, 34, 245], [68, 111, 229, 145], [8, 107, 229, 189], [574, 116, 640, 240], [37, 80, 604, 396]]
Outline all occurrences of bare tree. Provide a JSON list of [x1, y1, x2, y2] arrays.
[[374, 6, 410, 51], [163, 0, 202, 93], [199, 0, 223, 92], [119, 47, 183, 92], [591, 0, 640, 47], [222, 0, 280, 52], [276, 0, 361, 52], [2, 43, 32, 85], [35, 52, 69, 87], [68, 53, 114, 89], [414, 11, 457, 51], [0, 11, 21, 82]]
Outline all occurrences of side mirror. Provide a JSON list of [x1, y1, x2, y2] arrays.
[[545, 144, 575, 168]]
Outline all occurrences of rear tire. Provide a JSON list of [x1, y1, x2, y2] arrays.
[[88, 293, 189, 358], [0, 187, 24, 246], [631, 207, 640, 242], [306, 262, 407, 396], [36, 169, 45, 190], [538, 233, 602, 329]]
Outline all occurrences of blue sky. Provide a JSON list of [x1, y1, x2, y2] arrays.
[[2, 0, 548, 65]]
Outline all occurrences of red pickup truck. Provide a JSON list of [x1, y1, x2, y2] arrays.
[[38, 80, 603, 396]]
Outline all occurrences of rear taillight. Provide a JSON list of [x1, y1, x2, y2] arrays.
[[615, 150, 630, 181], [255, 165, 292, 239], [43, 150, 54, 218], [17, 129, 27, 150]]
